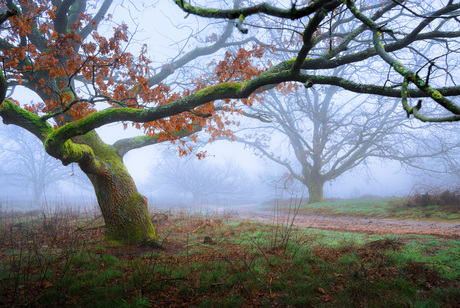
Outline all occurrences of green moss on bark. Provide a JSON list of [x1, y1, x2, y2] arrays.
[[307, 178, 325, 203], [103, 193, 156, 243], [195, 82, 247, 99], [0, 99, 54, 141], [80, 131, 157, 244]]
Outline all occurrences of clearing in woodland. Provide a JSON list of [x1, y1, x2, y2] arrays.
[[1, 198, 459, 307]]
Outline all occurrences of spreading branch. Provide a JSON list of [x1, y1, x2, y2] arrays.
[[113, 123, 203, 157], [173, 0, 337, 20]]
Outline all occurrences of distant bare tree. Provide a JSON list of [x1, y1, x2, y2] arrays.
[[237, 83, 459, 203], [0, 124, 92, 205], [145, 155, 254, 205]]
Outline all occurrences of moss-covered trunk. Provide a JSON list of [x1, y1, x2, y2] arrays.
[[76, 132, 156, 244], [307, 178, 325, 203], [86, 163, 156, 244]]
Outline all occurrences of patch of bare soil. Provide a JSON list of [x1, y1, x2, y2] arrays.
[[217, 204, 460, 239], [286, 215, 459, 239]]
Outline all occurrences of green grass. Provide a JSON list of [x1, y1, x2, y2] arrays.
[[269, 197, 460, 221], [0, 209, 459, 307]]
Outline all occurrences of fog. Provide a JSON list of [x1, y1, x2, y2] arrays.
[[0, 119, 416, 212], [3, 2, 460, 307], [0, 0, 458, 214]]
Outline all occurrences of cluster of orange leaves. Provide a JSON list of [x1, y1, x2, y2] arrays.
[[1, 1, 178, 125], [0, 1, 280, 155], [196, 44, 272, 143]]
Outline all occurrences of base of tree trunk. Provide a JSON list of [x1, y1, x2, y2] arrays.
[[105, 237, 165, 251], [307, 181, 325, 203], [307, 197, 325, 204], [138, 238, 166, 250]]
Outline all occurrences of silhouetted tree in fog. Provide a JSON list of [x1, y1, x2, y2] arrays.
[[0, 124, 94, 205], [237, 83, 458, 203], [146, 155, 253, 205], [0, 124, 69, 205]]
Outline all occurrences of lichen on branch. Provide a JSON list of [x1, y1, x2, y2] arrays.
[[173, 0, 327, 20], [344, 0, 460, 121]]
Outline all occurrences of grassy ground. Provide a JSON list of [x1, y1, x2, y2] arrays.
[[1, 207, 459, 307], [267, 197, 460, 221]]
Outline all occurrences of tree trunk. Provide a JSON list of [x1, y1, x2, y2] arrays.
[[76, 132, 157, 245], [307, 178, 325, 203]]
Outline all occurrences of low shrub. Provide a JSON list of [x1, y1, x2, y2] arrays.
[[405, 186, 460, 209]]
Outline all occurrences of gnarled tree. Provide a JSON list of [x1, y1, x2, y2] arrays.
[[0, 1, 246, 244], [1, 0, 460, 244]]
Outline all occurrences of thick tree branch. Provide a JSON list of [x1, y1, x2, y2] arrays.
[[344, 0, 460, 118], [4, 53, 460, 162], [2, 0, 460, 171], [299, 73, 460, 98], [0, 99, 53, 140], [173, 0, 338, 20], [113, 124, 203, 157], [403, 78, 460, 122], [68, 0, 86, 27], [291, 5, 338, 72], [303, 30, 460, 70], [373, 30, 460, 115], [54, 0, 75, 34], [240, 110, 272, 123], [0, 97, 100, 171], [77, 0, 113, 43], [0, 8, 18, 26]]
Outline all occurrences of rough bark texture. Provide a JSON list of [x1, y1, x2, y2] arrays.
[[306, 178, 325, 204], [75, 132, 156, 244]]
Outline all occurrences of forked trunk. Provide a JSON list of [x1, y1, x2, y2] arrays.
[[76, 132, 156, 244]]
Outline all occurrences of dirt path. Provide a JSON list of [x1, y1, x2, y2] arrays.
[[213, 204, 460, 239]]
